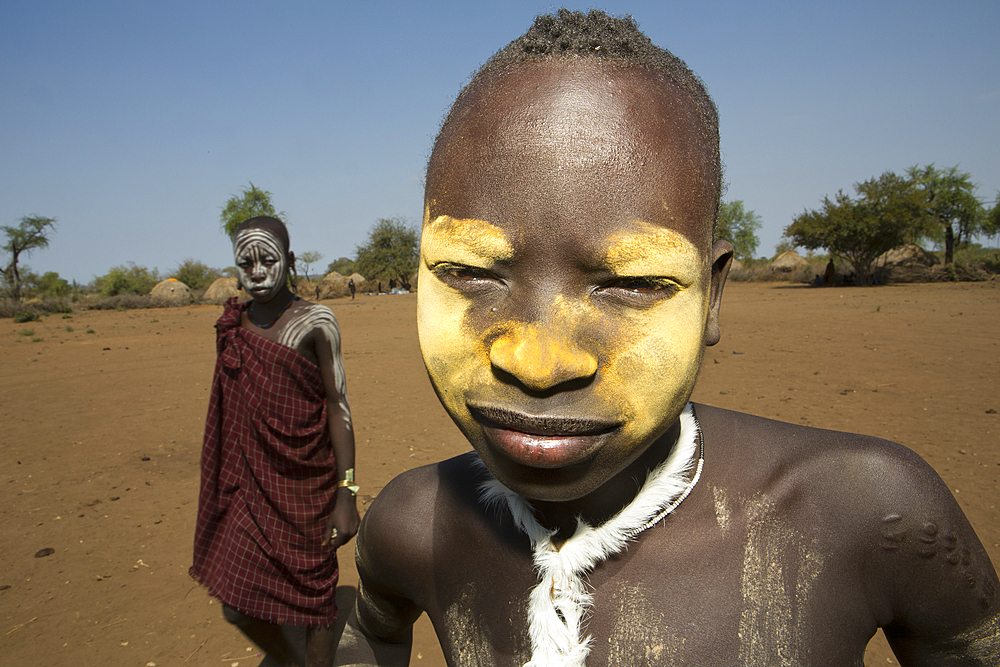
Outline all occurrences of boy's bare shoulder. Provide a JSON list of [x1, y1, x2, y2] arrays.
[[366, 451, 486, 519], [695, 403, 989, 573], [697, 402, 953, 510], [293, 299, 336, 321], [355, 453, 492, 593]]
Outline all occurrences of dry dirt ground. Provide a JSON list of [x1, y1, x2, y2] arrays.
[[2, 282, 998, 666]]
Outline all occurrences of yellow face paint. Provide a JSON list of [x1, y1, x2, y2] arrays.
[[420, 214, 514, 267], [418, 215, 512, 427], [592, 222, 709, 462], [603, 226, 705, 283], [418, 211, 713, 502]]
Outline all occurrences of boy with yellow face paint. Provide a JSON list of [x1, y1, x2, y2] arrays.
[[336, 10, 998, 667]]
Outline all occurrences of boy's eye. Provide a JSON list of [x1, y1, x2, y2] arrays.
[[596, 277, 681, 305], [432, 263, 503, 291]]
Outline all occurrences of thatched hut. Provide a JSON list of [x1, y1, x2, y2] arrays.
[[878, 243, 939, 267], [150, 279, 193, 304], [316, 275, 349, 300], [203, 277, 240, 304], [770, 251, 809, 273]]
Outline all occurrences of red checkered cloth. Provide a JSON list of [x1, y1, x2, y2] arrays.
[[190, 298, 339, 627]]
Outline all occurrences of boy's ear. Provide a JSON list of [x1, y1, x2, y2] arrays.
[[704, 239, 733, 347]]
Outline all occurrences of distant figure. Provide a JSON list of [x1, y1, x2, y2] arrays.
[[388, 278, 396, 291], [812, 274, 823, 287], [823, 258, 836, 285], [348, 278, 355, 300], [192, 216, 360, 667], [335, 10, 998, 667], [377, 281, 382, 294]]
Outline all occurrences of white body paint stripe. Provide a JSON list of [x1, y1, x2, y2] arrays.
[[278, 304, 352, 430]]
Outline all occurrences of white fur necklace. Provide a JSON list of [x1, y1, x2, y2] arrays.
[[477, 403, 704, 667]]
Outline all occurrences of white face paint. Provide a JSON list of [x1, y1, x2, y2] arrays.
[[233, 228, 288, 303]]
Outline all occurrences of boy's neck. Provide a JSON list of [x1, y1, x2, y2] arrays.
[[529, 420, 683, 542], [248, 287, 296, 324]]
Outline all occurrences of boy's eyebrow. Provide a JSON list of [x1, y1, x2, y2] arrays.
[[603, 224, 700, 275], [422, 215, 514, 263]]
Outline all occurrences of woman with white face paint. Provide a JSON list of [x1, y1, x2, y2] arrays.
[[191, 216, 358, 667]]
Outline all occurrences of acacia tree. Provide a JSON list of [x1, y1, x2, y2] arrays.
[[326, 256, 356, 276], [354, 218, 419, 288], [220, 182, 286, 238], [784, 172, 930, 285], [297, 251, 323, 281], [715, 200, 762, 260], [906, 165, 983, 264], [2, 215, 57, 302], [986, 195, 1000, 242]]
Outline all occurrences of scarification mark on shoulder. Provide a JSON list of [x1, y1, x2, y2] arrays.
[[881, 514, 907, 550], [879, 512, 994, 612]]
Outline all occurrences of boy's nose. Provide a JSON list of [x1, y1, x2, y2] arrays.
[[489, 323, 597, 392]]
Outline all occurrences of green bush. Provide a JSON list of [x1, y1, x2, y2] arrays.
[[983, 252, 1000, 274], [93, 262, 159, 297], [168, 259, 221, 291], [13, 311, 40, 323], [36, 271, 71, 298]]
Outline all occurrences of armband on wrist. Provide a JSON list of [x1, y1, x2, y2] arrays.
[[337, 468, 359, 496]]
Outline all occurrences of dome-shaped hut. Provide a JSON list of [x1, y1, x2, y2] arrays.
[[204, 277, 241, 304]]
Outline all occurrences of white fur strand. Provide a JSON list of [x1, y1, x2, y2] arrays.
[[477, 403, 702, 667]]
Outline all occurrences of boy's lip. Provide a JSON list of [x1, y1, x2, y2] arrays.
[[468, 403, 619, 469], [248, 285, 275, 297]]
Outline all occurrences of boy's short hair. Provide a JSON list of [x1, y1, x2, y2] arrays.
[[434, 9, 722, 216]]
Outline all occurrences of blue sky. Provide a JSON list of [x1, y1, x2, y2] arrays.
[[2, 1, 998, 284]]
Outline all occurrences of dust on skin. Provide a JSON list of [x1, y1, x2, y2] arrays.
[[925, 614, 1000, 662], [418, 215, 710, 460], [442, 584, 511, 667], [605, 585, 684, 666], [738, 494, 826, 666], [712, 487, 732, 535]]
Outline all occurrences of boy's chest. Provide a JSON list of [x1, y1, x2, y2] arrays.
[[428, 520, 874, 666]]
